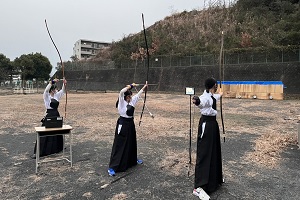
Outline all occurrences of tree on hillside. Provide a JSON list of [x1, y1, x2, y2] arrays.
[[70, 55, 79, 62], [96, 0, 300, 63]]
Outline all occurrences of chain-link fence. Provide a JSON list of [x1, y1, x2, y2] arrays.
[[115, 48, 300, 69], [2, 49, 298, 96], [57, 48, 300, 96], [63, 48, 300, 70]]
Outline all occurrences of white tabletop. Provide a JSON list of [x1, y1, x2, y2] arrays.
[[35, 125, 73, 132]]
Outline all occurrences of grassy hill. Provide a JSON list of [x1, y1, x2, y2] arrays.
[[92, 0, 299, 65]]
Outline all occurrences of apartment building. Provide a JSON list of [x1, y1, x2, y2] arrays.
[[73, 39, 111, 60]]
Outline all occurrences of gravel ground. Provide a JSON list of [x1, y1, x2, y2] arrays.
[[0, 91, 299, 200]]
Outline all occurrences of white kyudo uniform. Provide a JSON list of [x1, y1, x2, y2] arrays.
[[43, 83, 65, 109], [33, 82, 66, 157], [195, 90, 221, 138], [194, 90, 223, 193], [118, 87, 143, 118], [109, 87, 144, 172]]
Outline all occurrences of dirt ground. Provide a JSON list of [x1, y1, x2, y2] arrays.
[[0, 90, 299, 200]]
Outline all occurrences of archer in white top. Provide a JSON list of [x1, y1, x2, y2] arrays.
[[117, 82, 148, 118], [195, 90, 222, 116], [108, 81, 148, 176], [43, 78, 67, 110]]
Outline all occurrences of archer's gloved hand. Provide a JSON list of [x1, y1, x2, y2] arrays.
[[192, 96, 200, 106], [51, 78, 58, 85], [127, 83, 136, 89]]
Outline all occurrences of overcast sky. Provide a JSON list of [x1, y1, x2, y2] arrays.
[[0, 0, 207, 75]]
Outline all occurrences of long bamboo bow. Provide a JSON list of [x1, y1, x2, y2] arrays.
[[219, 31, 225, 142], [45, 19, 67, 119], [138, 13, 150, 126]]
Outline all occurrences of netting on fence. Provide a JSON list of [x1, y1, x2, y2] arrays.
[[63, 48, 300, 70], [54, 48, 300, 95]]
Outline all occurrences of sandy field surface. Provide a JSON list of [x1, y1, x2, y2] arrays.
[[0, 90, 299, 200]]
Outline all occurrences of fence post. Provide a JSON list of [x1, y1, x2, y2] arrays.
[[298, 120, 300, 149], [201, 55, 202, 66]]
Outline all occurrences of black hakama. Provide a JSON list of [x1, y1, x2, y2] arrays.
[[33, 108, 64, 157], [194, 115, 223, 193], [109, 117, 137, 172]]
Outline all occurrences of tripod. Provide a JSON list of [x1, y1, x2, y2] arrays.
[[185, 87, 195, 177], [189, 94, 192, 166]]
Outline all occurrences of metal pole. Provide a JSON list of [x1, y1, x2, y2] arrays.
[[189, 95, 192, 164], [298, 120, 300, 149], [299, 48, 300, 62]]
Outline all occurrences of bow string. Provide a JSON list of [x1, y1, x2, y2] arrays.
[[219, 31, 225, 142], [138, 13, 150, 126]]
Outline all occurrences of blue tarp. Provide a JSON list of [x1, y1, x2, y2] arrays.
[[217, 81, 284, 85]]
